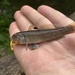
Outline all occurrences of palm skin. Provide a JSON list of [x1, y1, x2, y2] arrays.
[[9, 5, 75, 75]]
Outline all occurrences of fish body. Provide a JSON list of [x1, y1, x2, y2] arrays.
[[11, 25, 73, 44]]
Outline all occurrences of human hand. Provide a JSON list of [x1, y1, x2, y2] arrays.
[[9, 5, 75, 75]]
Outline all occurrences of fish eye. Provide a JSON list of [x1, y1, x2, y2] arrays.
[[11, 33, 19, 41]]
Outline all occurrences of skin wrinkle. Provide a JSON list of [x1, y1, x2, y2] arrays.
[[41, 43, 54, 53], [57, 59, 75, 70], [41, 44, 66, 60], [40, 40, 74, 60], [40, 42, 66, 59], [47, 41, 75, 61], [49, 41, 67, 54], [58, 36, 75, 56]]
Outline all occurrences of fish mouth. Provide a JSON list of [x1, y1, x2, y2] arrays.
[[11, 35, 19, 43]]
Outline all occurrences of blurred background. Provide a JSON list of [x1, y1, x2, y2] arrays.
[[0, 0, 75, 57]]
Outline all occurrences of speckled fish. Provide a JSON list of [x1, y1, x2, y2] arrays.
[[10, 24, 75, 50]]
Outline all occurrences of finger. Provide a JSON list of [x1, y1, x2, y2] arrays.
[[38, 5, 74, 27], [14, 11, 33, 31], [21, 5, 55, 29], [9, 22, 20, 37]]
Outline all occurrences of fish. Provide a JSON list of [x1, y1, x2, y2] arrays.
[[10, 23, 75, 50]]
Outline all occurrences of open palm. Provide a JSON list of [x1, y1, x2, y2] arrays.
[[9, 5, 75, 75]]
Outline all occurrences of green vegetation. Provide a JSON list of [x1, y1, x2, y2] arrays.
[[0, 0, 75, 56]]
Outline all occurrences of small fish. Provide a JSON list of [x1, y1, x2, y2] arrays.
[[10, 23, 75, 50]]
